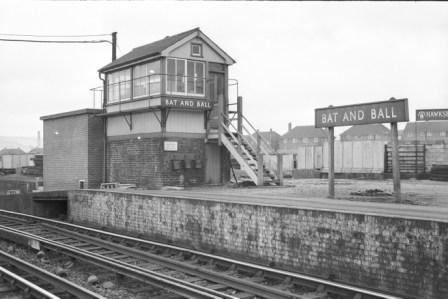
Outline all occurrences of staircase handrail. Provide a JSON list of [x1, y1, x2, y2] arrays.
[[221, 114, 258, 168], [226, 112, 268, 158], [219, 132, 258, 184], [241, 115, 276, 155], [223, 112, 279, 181], [220, 121, 259, 183], [240, 115, 278, 180], [223, 115, 279, 178], [226, 119, 259, 160]]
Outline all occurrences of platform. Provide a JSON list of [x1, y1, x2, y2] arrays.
[[108, 178, 448, 223]]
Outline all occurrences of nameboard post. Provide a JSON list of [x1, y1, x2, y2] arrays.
[[315, 98, 409, 199], [390, 121, 401, 199], [328, 126, 335, 198]]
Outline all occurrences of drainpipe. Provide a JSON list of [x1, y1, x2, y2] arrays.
[[99, 72, 108, 183]]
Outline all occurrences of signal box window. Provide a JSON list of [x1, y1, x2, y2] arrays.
[[191, 43, 203, 57], [133, 61, 161, 98], [167, 58, 205, 96], [107, 69, 131, 103]]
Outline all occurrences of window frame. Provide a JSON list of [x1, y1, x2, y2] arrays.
[[132, 62, 161, 99], [191, 43, 203, 57], [107, 69, 131, 103], [106, 61, 162, 104], [166, 58, 205, 97]]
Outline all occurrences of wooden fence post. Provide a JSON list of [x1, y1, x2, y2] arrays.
[[277, 153, 284, 186], [237, 96, 243, 154], [257, 132, 264, 186], [217, 94, 223, 146]]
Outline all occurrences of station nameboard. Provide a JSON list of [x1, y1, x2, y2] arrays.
[[416, 109, 448, 121], [162, 98, 212, 110], [315, 98, 409, 128]]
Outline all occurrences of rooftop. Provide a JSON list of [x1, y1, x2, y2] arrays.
[[403, 121, 448, 134], [0, 147, 26, 155], [340, 124, 390, 137], [99, 28, 235, 73], [282, 126, 327, 139], [40, 108, 103, 121], [29, 147, 43, 155]]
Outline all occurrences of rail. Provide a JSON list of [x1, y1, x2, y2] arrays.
[[0, 223, 229, 299], [0, 265, 59, 299], [0, 249, 105, 299]]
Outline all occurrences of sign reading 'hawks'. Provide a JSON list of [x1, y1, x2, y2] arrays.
[[416, 109, 448, 121]]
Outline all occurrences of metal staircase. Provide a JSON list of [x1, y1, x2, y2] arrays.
[[207, 96, 280, 186]]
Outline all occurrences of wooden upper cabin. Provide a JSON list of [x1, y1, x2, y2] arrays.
[[98, 28, 235, 117]]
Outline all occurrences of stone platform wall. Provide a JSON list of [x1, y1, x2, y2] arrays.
[[68, 190, 448, 299]]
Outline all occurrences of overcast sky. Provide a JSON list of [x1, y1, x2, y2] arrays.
[[1, 1, 448, 138]]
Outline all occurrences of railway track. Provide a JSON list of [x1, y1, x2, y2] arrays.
[[0, 209, 404, 299], [0, 248, 105, 299]]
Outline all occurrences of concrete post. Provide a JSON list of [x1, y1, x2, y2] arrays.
[[328, 127, 335, 198], [391, 122, 401, 200]]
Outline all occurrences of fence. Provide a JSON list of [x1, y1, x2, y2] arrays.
[[323, 141, 386, 173], [425, 144, 448, 172], [280, 141, 386, 175], [280, 141, 448, 176], [384, 144, 425, 174]]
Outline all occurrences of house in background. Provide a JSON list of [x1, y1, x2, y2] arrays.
[[402, 121, 448, 144], [29, 147, 43, 155], [0, 148, 31, 169], [250, 129, 281, 151], [339, 124, 390, 142], [280, 123, 327, 152]]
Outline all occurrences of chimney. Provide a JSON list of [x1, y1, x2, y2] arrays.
[[112, 32, 117, 61], [37, 131, 41, 148], [288, 122, 292, 132]]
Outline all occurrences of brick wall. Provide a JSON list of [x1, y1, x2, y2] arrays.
[[108, 138, 163, 189], [43, 115, 89, 190], [69, 190, 448, 299], [107, 136, 204, 188], [161, 137, 205, 186], [42, 110, 104, 191]]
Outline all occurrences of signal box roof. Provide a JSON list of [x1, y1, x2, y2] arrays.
[[99, 28, 235, 73]]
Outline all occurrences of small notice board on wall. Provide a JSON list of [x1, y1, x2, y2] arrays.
[[164, 141, 178, 151]]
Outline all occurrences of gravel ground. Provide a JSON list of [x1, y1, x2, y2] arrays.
[[184, 178, 448, 206], [0, 240, 167, 299]]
